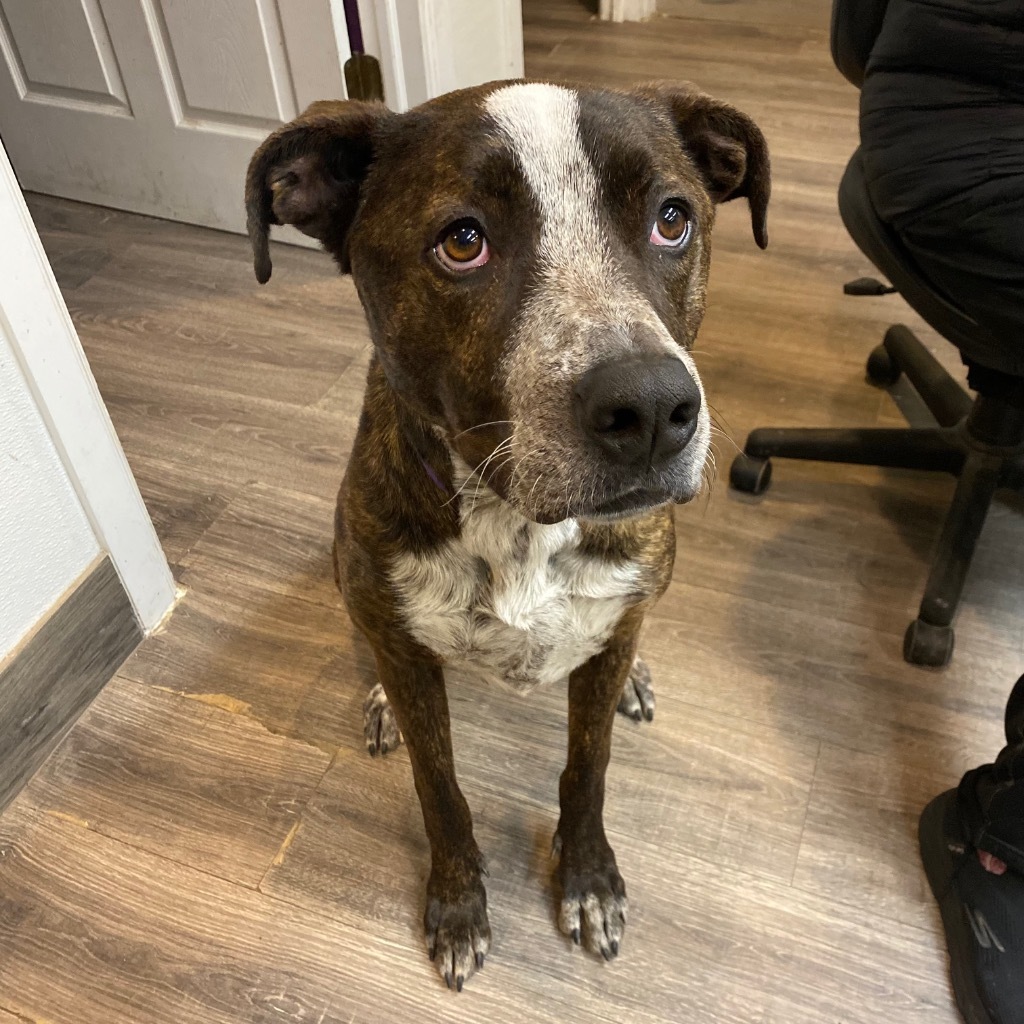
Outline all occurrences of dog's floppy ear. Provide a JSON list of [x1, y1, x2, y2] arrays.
[[244, 99, 391, 283], [636, 84, 771, 249]]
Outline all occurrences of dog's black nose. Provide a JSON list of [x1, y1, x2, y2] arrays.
[[575, 355, 702, 469]]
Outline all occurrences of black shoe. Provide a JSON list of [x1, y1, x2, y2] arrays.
[[919, 790, 1024, 1024]]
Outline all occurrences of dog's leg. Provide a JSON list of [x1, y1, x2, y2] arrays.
[[554, 609, 641, 960], [373, 650, 490, 990], [616, 654, 655, 723]]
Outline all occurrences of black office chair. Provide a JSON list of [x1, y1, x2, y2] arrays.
[[729, 0, 1024, 668]]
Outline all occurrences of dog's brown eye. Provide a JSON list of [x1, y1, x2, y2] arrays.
[[436, 221, 490, 271], [443, 225, 483, 261], [651, 202, 692, 248]]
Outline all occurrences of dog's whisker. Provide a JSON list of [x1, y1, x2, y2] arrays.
[[509, 445, 544, 490], [527, 471, 543, 512], [709, 421, 741, 456], [442, 437, 514, 509], [707, 402, 739, 440], [528, 475, 541, 505], [698, 456, 716, 511], [450, 420, 514, 443], [467, 436, 516, 513], [483, 452, 518, 489], [442, 471, 480, 509]]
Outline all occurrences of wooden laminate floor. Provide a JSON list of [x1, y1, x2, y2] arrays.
[[3, 2, 1023, 1021]]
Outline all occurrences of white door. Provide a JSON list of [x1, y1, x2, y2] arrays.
[[0, 0, 525, 235], [0, 0, 351, 234]]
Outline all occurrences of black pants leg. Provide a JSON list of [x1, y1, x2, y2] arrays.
[[957, 674, 1024, 874]]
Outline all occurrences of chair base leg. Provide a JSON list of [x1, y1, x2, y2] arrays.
[[919, 452, 1002, 608], [730, 333, 1024, 668], [903, 619, 955, 668], [743, 426, 964, 474], [882, 324, 973, 427], [902, 450, 1001, 667]]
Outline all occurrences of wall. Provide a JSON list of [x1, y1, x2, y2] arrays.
[[0, 326, 100, 656], [0, 140, 175, 641]]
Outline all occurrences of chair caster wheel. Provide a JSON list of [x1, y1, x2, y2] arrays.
[[729, 454, 772, 495], [866, 344, 901, 386], [903, 619, 954, 667]]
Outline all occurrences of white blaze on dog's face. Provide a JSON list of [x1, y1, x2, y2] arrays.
[[485, 83, 712, 522], [246, 82, 770, 523]]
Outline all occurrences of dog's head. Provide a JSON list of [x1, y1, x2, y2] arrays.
[[246, 82, 769, 523]]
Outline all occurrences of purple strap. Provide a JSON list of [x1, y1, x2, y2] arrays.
[[421, 459, 448, 495], [341, 0, 364, 55]]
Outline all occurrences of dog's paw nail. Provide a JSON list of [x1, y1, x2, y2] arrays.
[[456, 975, 464, 992], [643, 708, 654, 722], [475, 951, 485, 968], [367, 745, 377, 757], [571, 927, 581, 945], [631, 710, 642, 722], [428, 945, 436, 962], [602, 945, 615, 961], [444, 971, 453, 990], [610, 939, 619, 956], [380, 742, 389, 755]]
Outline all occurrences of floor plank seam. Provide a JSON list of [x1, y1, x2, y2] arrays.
[[789, 738, 822, 887], [32, 808, 267, 895], [171, 481, 246, 571]]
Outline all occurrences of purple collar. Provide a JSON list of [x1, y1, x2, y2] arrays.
[[421, 458, 449, 495]]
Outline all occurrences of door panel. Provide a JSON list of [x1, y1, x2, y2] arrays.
[[0, 0, 346, 234], [0, 0, 129, 112], [152, 0, 298, 127]]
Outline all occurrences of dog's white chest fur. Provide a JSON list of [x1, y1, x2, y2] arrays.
[[389, 485, 642, 691]]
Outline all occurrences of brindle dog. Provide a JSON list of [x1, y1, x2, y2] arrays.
[[245, 80, 769, 991]]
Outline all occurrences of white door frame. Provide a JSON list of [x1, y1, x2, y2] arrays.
[[0, 140, 175, 633], [359, 0, 524, 112], [599, 0, 657, 21]]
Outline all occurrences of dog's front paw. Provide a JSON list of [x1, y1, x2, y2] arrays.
[[617, 655, 655, 723], [553, 833, 628, 960], [425, 873, 491, 991], [363, 682, 403, 756]]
